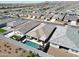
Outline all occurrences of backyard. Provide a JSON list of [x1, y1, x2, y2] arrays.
[[0, 39, 40, 57], [10, 35, 21, 40], [0, 28, 7, 33]]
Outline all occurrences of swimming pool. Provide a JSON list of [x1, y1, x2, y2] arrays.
[[23, 41, 39, 48]]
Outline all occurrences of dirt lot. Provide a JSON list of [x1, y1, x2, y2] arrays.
[[48, 46, 79, 57]]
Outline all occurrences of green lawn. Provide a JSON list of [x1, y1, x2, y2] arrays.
[[0, 28, 7, 33], [10, 35, 21, 40]]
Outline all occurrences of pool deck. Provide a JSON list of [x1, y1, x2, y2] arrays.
[[28, 39, 43, 46]]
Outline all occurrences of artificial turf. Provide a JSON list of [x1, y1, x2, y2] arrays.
[[10, 35, 21, 40]]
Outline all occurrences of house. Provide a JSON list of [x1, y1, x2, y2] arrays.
[[14, 21, 41, 34], [7, 19, 27, 28], [64, 10, 78, 22], [49, 25, 79, 52], [26, 23, 56, 42], [0, 18, 16, 28]]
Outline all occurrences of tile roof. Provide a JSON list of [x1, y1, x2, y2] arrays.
[[27, 23, 56, 41], [14, 21, 41, 34], [50, 25, 79, 51]]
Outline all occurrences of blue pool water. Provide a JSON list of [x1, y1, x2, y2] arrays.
[[23, 41, 39, 48]]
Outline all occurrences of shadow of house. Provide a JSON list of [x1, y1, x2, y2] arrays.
[[18, 35, 26, 41], [43, 42, 50, 53], [44, 27, 57, 43], [59, 45, 69, 50]]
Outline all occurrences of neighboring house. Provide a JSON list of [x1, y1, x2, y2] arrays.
[[57, 13, 66, 21], [64, 10, 78, 22], [0, 22, 7, 28], [0, 18, 27, 28], [0, 21, 6, 28], [7, 19, 27, 28], [44, 14, 53, 21], [49, 25, 79, 51], [14, 21, 41, 34], [64, 14, 78, 22]]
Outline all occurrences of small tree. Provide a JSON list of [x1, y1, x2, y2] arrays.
[[28, 51, 40, 57]]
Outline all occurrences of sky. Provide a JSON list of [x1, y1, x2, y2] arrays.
[[0, 0, 79, 3], [0, 0, 43, 3]]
